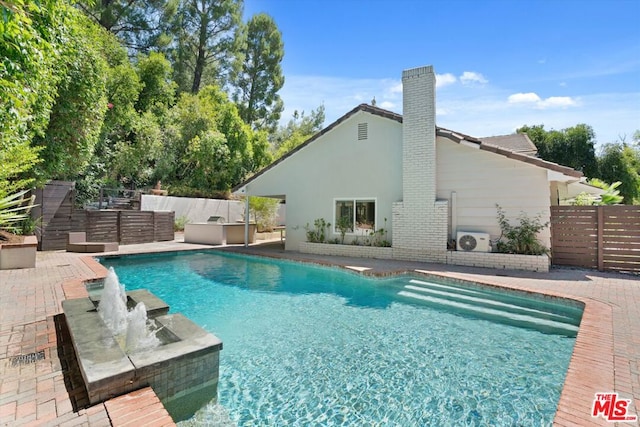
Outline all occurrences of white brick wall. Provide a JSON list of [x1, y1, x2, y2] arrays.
[[300, 242, 393, 260], [299, 242, 549, 272], [392, 65, 448, 262], [447, 251, 550, 272]]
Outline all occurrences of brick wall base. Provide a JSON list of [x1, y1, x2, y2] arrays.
[[299, 242, 549, 273]]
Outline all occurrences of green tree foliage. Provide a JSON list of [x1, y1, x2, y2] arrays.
[[518, 124, 598, 177], [248, 196, 279, 232], [232, 13, 284, 132], [77, 0, 176, 51], [0, 0, 70, 195], [111, 112, 164, 187], [75, 25, 149, 202], [271, 106, 325, 158], [169, 0, 242, 93], [597, 143, 640, 204], [32, 15, 110, 180], [135, 52, 177, 114], [159, 85, 271, 192]]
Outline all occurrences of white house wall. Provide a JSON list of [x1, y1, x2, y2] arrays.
[[244, 111, 403, 250], [436, 137, 552, 248]]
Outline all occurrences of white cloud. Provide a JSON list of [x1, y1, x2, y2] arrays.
[[538, 96, 578, 108], [436, 73, 457, 88], [277, 74, 638, 146], [460, 71, 488, 85], [508, 92, 578, 109], [508, 92, 542, 104], [388, 82, 403, 94]]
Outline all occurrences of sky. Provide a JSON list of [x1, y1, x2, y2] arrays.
[[243, 0, 640, 147]]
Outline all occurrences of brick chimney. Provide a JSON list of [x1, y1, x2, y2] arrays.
[[392, 65, 448, 262], [401, 65, 436, 208]]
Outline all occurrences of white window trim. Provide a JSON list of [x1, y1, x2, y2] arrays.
[[332, 197, 377, 236]]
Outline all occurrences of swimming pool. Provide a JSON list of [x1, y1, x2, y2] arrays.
[[101, 251, 581, 426]]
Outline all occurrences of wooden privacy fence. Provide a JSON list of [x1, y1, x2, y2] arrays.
[[34, 181, 175, 250], [40, 209, 175, 251], [550, 205, 640, 273]]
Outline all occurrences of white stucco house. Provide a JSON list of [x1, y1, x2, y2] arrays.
[[234, 65, 594, 271]]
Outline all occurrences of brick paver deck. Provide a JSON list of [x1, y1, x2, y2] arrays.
[[1, 237, 638, 425]]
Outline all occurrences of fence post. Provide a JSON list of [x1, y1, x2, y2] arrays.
[[597, 207, 604, 271], [117, 211, 122, 243]]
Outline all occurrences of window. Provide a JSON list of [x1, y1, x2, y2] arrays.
[[334, 199, 376, 234]]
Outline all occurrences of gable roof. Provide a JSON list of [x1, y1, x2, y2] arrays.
[[435, 127, 582, 178], [233, 104, 581, 192], [480, 134, 538, 156]]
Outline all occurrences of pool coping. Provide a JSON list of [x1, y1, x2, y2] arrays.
[[82, 248, 626, 426]]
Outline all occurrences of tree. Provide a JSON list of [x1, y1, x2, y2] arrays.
[[232, 13, 284, 132], [169, 0, 242, 94], [597, 143, 640, 204], [135, 52, 177, 114], [32, 16, 112, 180], [77, 0, 176, 52], [158, 85, 271, 192], [517, 124, 598, 177], [271, 106, 325, 158], [0, 0, 70, 195]]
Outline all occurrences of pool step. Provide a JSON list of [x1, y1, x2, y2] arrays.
[[397, 279, 579, 336]]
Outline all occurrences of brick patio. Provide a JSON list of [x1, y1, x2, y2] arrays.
[[1, 237, 638, 425]]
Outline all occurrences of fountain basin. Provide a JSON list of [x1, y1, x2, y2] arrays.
[[61, 291, 223, 411]]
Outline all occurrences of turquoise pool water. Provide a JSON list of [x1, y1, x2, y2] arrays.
[[100, 251, 581, 426]]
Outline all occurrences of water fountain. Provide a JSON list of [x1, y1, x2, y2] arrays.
[[97, 268, 160, 353], [61, 266, 223, 417]]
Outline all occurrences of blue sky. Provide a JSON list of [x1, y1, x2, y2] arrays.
[[244, 0, 640, 147]]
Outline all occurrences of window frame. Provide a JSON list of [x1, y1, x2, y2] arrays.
[[333, 197, 377, 235]]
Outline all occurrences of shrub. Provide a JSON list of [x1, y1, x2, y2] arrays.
[[174, 216, 189, 232], [0, 190, 37, 234], [249, 197, 280, 232], [305, 218, 330, 243], [495, 205, 549, 255], [335, 216, 351, 244]]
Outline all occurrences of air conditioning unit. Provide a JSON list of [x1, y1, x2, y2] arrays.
[[456, 231, 490, 252]]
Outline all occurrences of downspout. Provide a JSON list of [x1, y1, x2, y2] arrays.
[[451, 191, 457, 240], [244, 195, 250, 248]]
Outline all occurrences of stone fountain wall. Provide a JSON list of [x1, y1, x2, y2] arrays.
[[62, 290, 223, 411]]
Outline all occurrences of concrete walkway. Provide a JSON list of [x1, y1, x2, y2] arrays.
[[1, 237, 638, 425]]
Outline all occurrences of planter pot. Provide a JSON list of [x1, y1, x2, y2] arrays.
[[0, 235, 38, 269]]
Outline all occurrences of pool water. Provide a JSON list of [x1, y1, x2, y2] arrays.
[[101, 251, 581, 426]]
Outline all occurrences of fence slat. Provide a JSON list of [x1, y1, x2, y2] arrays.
[[551, 205, 640, 273], [37, 183, 175, 249]]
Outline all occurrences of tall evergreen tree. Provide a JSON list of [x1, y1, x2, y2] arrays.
[[77, 0, 176, 52], [170, 0, 242, 94], [232, 13, 284, 132]]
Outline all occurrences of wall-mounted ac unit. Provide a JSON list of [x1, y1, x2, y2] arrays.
[[456, 231, 490, 252]]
